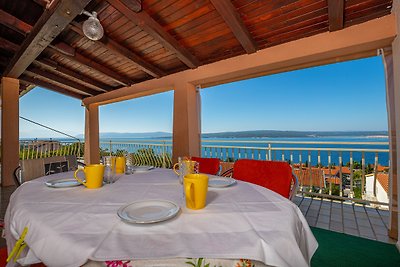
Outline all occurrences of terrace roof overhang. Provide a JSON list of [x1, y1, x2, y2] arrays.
[[0, 0, 395, 99], [1, 0, 400, 247]]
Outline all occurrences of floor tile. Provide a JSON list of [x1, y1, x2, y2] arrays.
[[317, 215, 330, 224], [344, 228, 359, 235], [356, 219, 371, 227], [291, 196, 393, 243]]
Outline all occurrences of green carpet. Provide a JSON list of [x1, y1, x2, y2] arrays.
[[311, 227, 400, 267]]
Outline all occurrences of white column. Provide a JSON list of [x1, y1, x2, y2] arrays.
[[391, 0, 400, 248]]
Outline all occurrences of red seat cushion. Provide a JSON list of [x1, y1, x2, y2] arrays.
[[0, 247, 46, 267], [191, 157, 220, 175], [233, 159, 293, 198], [0, 247, 7, 267]]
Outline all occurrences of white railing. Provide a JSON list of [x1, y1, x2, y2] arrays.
[[100, 140, 173, 168], [21, 138, 389, 206], [201, 139, 390, 207], [100, 138, 389, 207], [19, 140, 83, 160]]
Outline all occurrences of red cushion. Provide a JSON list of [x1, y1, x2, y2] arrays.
[[0, 247, 46, 267], [233, 159, 293, 198], [0, 247, 7, 267], [191, 157, 220, 175]]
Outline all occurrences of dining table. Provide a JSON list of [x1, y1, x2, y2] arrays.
[[4, 167, 318, 267]]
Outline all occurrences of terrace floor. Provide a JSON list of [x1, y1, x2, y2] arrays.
[[293, 195, 397, 244]]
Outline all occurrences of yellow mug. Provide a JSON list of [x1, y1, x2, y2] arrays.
[[74, 164, 105, 189], [115, 156, 125, 174], [184, 174, 208, 210], [173, 159, 199, 184]]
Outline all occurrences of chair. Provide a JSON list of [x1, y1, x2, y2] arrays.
[[191, 156, 221, 175], [13, 155, 83, 187], [226, 159, 298, 200]]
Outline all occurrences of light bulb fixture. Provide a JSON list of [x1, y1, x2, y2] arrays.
[[81, 11, 104, 41]]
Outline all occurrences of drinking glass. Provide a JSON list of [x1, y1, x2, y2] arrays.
[[125, 153, 134, 174], [103, 156, 117, 184]]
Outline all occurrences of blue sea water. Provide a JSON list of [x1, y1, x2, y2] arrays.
[[36, 136, 390, 166], [100, 136, 390, 166]]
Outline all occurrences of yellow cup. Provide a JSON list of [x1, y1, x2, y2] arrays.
[[115, 156, 125, 174], [184, 174, 208, 210], [74, 164, 105, 189]]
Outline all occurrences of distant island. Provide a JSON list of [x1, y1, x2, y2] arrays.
[[202, 130, 388, 138], [76, 130, 388, 139]]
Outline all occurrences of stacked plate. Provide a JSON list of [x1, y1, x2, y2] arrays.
[[45, 178, 81, 188], [208, 175, 237, 188], [118, 200, 180, 224]]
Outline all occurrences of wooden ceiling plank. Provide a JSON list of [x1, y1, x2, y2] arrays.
[[35, 58, 114, 92], [46, 46, 133, 86], [120, 0, 142, 12], [69, 22, 165, 77], [0, 9, 33, 35], [0, 37, 19, 53], [20, 74, 85, 99], [328, 0, 345, 31], [209, 0, 257, 54], [26, 67, 100, 96], [3, 0, 92, 78], [106, 0, 200, 69]]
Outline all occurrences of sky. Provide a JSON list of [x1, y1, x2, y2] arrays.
[[19, 56, 387, 138]]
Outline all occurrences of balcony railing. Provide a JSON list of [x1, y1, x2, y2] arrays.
[[102, 139, 389, 207], [20, 139, 389, 207], [19, 140, 83, 160], [100, 140, 173, 168]]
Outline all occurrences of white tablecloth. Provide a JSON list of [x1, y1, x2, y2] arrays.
[[5, 168, 317, 267]]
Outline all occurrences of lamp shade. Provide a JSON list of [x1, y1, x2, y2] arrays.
[[82, 13, 104, 41]]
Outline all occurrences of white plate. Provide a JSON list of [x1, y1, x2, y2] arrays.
[[118, 200, 180, 224], [45, 178, 81, 188], [208, 176, 237, 188], [132, 166, 154, 173]]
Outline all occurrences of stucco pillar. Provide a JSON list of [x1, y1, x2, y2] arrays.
[[172, 82, 201, 163], [1, 77, 20, 187], [383, 51, 398, 240], [84, 103, 100, 164], [391, 0, 400, 247]]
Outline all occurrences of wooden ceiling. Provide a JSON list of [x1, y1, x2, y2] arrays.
[[0, 0, 393, 99]]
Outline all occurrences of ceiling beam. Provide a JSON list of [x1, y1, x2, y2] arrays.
[[26, 67, 100, 96], [49, 41, 76, 56], [20, 74, 85, 99], [33, 0, 51, 8], [328, 0, 345, 31], [0, 37, 19, 53], [120, 0, 142, 12], [69, 22, 165, 77], [47, 45, 133, 86], [209, 0, 257, 54], [0, 11, 114, 92], [35, 58, 114, 92], [3, 0, 92, 78], [107, 0, 200, 69], [0, 9, 33, 36]]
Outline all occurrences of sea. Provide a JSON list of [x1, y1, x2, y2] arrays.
[[97, 136, 391, 166], [27, 136, 390, 167]]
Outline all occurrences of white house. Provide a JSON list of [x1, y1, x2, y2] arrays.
[[365, 173, 389, 208]]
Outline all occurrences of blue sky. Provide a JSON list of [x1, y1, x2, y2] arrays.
[[19, 56, 387, 138]]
